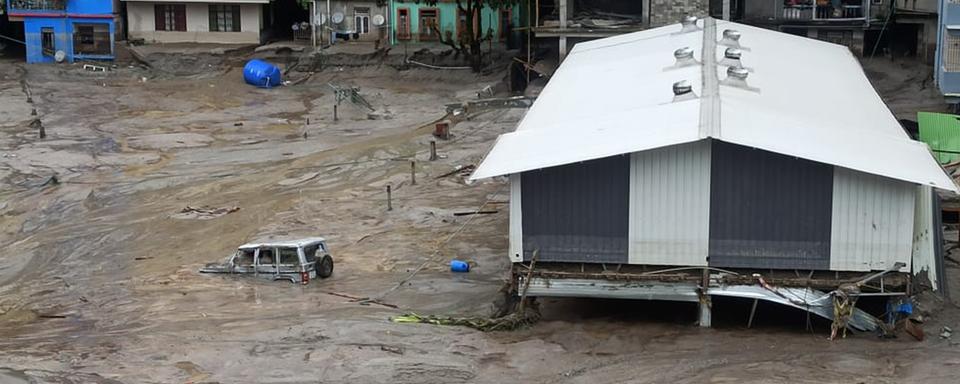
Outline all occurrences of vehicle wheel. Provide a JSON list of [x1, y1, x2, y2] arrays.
[[316, 255, 334, 278]]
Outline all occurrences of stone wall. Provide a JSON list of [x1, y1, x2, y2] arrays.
[[649, 0, 709, 27]]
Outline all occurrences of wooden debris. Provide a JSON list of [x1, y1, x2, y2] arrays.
[[453, 210, 499, 216], [323, 291, 398, 309], [170, 206, 240, 220], [435, 165, 476, 179]]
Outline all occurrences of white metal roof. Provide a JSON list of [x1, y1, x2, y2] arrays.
[[238, 237, 326, 249], [122, 0, 269, 3], [470, 18, 958, 193]]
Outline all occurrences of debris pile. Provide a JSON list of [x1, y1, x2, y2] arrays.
[[391, 310, 540, 332], [170, 206, 240, 220], [541, 9, 642, 30]]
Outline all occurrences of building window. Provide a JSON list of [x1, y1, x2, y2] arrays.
[[73, 23, 111, 55], [397, 8, 410, 40], [944, 31, 960, 72], [155, 4, 186, 32], [41, 27, 54, 56], [209, 4, 241, 32], [355, 7, 370, 34], [418, 8, 438, 40]]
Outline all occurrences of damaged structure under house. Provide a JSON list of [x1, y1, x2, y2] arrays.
[[472, 17, 956, 331]]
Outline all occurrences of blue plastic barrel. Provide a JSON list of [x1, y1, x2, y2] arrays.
[[243, 59, 282, 88], [450, 260, 470, 273]]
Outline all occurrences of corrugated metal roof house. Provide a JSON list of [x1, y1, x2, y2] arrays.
[[472, 17, 955, 327]]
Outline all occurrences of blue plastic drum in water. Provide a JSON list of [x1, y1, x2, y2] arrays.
[[243, 59, 282, 88], [450, 260, 470, 273]]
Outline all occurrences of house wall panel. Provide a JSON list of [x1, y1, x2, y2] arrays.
[[829, 167, 915, 271], [629, 140, 711, 266], [708, 141, 834, 270], [509, 173, 523, 263], [521, 155, 630, 263]]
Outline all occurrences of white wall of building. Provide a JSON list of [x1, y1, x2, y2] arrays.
[[126, 2, 262, 44]]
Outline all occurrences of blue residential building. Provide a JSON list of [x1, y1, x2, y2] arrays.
[[6, 0, 116, 63], [938, 0, 960, 105]]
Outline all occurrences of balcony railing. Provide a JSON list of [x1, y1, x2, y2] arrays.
[[776, 0, 866, 21], [9, 0, 65, 11]]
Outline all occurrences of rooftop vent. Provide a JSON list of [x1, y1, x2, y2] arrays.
[[718, 47, 744, 69], [721, 66, 758, 92], [672, 80, 697, 101], [724, 47, 741, 60], [719, 29, 741, 48], [679, 16, 700, 33], [727, 66, 748, 80], [673, 47, 697, 67]]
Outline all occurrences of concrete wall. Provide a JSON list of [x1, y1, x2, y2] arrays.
[[127, 2, 262, 44], [648, 0, 707, 27], [24, 17, 114, 63], [66, 0, 113, 14], [897, 16, 938, 64], [742, 0, 775, 21], [325, 0, 387, 42], [24, 18, 69, 63]]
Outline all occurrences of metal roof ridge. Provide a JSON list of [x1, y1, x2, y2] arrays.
[[698, 17, 721, 139]]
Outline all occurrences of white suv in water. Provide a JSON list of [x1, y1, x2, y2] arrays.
[[200, 237, 334, 284]]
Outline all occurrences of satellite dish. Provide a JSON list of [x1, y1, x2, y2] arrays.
[[292, 23, 300, 31], [332, 12, 344, 24], [316, 13, 327, 25], [372, 14, 385, 26], [54, 50, 66, 63]]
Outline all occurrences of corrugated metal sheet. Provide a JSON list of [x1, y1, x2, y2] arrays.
[[509, 173, 523, 263], [830, 168, 915, 271], [629, 140, 711, 266], [520, 155, 630, 263], [934, 194, 948, 297], [911, 185, 938, 288], [917, 111, 960, 164], [708, 142, 834, 270]]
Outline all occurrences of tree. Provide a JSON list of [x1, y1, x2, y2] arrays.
[[418, 0, 519, 71]]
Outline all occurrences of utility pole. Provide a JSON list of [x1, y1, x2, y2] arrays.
[[310, 1, 317, 49], [326, 0, 332, 45]]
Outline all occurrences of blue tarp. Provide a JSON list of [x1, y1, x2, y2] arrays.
[[243, 59, 282, 88]]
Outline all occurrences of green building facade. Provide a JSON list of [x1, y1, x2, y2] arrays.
[[389, 0, 521, 45]]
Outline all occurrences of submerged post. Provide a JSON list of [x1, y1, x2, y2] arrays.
[[429, 140, 438, 161], [333, 105, 338, 121], [386, 184, 392, 211], [410, 161, 416, 185]]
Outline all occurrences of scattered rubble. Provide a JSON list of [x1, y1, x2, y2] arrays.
[[171, 205, 240, 220]]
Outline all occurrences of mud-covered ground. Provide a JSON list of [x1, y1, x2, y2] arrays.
[[1, 48, 959, 383]]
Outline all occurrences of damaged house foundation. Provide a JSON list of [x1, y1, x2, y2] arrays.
[[472, 17, 957, 332]]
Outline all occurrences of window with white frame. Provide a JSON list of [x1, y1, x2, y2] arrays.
[[355, 7, 370, 34], [209, 4, 241, 32], [944, 30, 960, 72]]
